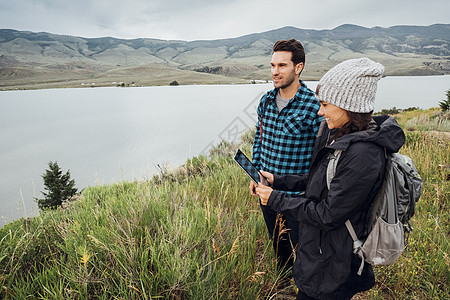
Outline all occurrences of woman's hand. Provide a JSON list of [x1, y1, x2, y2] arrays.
[[256, 184, 273, 206]]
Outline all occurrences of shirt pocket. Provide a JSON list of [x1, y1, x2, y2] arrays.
[[282, 113, 308, 136]]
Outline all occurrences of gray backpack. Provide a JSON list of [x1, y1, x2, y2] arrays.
[[327, 149, 423, 275]]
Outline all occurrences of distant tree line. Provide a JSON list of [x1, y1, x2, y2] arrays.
[[375, 107, 420, 115]]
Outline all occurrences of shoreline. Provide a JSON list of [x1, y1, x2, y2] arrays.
[[1, 73, 449, 92]]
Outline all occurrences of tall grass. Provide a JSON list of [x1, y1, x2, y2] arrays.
[[1, 110, 448, 299]]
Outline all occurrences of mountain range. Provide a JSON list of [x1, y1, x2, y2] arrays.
[[1, 24, 449, 90]]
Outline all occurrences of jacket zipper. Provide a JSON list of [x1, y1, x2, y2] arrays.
[[319, 232, 323, 254]]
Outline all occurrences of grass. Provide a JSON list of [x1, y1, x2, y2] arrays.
[[389, 108, 450, 132], [0, 109, 449, 299]]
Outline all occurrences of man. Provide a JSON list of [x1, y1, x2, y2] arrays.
[[250, 39, 321, 274]]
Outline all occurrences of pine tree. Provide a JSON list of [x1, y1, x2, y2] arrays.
[[36, 161, 77, 210], [439, 89, 450, 112]]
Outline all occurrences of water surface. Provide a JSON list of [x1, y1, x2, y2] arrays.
[[1, 75, 448, 226]]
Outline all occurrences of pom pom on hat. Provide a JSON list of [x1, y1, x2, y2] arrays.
[[316, 57, 385, 113]]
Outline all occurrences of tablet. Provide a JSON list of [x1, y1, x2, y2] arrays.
[[234, 149, 268, 185]]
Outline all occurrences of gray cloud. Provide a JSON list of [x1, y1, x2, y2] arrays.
[[0, 0, 448, 40]]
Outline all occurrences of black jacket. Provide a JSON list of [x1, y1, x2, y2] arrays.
[[267, 115, 405, 300]]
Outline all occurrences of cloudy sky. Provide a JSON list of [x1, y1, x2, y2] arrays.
[[0, 0, 449, 41]]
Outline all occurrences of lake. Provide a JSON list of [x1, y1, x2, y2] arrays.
[[1, 75, 449, 227]]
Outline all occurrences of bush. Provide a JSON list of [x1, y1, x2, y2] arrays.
[[170, 80, 180, 86]]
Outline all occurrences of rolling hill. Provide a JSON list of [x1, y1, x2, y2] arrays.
[[0, 24, 449, 90]]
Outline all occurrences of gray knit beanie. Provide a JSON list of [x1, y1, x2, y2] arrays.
[[316, 57, 385, 113]]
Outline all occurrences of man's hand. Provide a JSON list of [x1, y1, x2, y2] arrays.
[[256, 184, 273, 205], [259, 171, 274, 186]]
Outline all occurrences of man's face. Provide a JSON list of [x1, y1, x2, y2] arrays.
[[271, 51, 302, 89]]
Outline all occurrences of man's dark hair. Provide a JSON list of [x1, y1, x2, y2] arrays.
[[273, 39, 306, 65]]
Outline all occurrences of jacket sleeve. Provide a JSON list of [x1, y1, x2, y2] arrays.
[[268, 143, 384, 232], [272, 173, 308, 191], [251, 94, 266, 170]]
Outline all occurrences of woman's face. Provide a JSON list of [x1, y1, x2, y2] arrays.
[[318, 101, 350, 129]]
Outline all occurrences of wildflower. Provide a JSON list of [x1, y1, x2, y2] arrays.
[[80, 249, 92, 265]]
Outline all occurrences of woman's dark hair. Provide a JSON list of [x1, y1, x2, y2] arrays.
[[316, 84, 373, 139], [332, 111, 373, 140], [273, 39, 305, 65]]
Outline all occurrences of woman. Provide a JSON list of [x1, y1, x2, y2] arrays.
[[255, 58, 405, 300]]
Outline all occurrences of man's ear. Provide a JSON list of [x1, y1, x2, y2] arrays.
[[295, 62, 304, 75]]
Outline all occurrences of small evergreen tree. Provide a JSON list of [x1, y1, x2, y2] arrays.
[[439, 89, 450, 112], [36, 161, 77, 210], [170, 80, 180, 86]]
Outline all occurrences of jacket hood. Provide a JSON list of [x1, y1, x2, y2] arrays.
[[329, 115, 405, 153]]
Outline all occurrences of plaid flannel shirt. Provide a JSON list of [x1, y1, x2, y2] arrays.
[[252, 81, 321, 194]]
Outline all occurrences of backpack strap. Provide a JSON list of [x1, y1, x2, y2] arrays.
[[326, 149, 342, 190], [326, 149, 366, 275], [345, 220, 365, 275], [259, 95, 271, 144], [259, 119, 263, 143], [384, 151, 400, 225]]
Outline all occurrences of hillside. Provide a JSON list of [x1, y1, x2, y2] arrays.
[[0, 108, 448, 299], [1, 24, 450, 90]]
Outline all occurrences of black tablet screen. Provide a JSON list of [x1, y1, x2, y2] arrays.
[[234, 149, 266, 184]]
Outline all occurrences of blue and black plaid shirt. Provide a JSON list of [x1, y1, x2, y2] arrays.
[[252, 81, 321, 193]]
